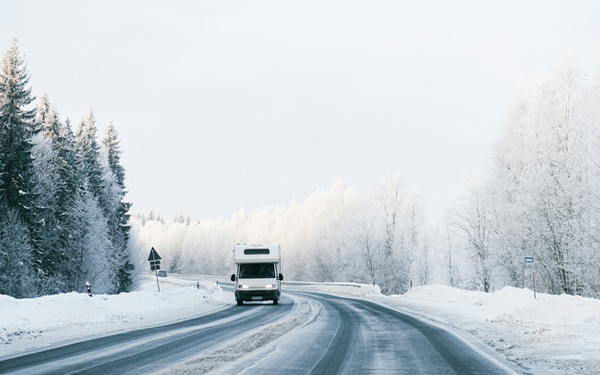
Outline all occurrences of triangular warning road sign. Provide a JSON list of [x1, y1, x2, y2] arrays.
[[148, 247, 162, 261]]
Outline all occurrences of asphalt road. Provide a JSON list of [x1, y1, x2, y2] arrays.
[[0, 288, 518, 375], [232, 290, 517, 374], [0, 299, 293, 375]]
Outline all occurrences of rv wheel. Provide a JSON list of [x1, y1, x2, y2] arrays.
[[237, 299, 243, 306], [273, 297, 278, 305]]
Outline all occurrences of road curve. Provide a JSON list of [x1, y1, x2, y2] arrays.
[[227, 290, 518, 375], [0, 287, 518, 375]]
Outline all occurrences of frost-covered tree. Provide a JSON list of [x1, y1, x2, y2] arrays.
[[72, 109, 120, 292], [403, 187, 429, 287], [75, 109, 105, 206], [29, 94, 78, 293], [0, 203, 35, 298], [440, 222, 461, 288], [30, 132, 64, 291], [378, 176, 403, 293], [75, 180, 116, 294], [376, 175, 421, 294], [355, 198, 379, 286], [101, 122, 134, 292], [0, 38, 38, 234], [54, 118, 95, 292], [0, 39, 41, 295], [448, 176, 494, 292], [526, 58, 597, 295], [0, 39, 136, 297], [458, 57, 600, 297]]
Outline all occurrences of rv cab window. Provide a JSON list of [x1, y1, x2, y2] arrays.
[[239, 263, 275, 279]]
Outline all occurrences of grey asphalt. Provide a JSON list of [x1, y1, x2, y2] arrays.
[[232, 290, 518, 374]]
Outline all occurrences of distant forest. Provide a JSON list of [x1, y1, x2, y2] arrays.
[[0, 39, 133, 298], [132, 57, 600, 298]]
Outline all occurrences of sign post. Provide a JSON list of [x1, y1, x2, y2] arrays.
[[148, 247, 162, 292], [523, 256, 535, 298]]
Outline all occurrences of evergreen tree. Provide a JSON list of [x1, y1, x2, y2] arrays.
[[57, 118, 90, 291], [102, 123, 134, 292], [75, 109, 105, 205], [0, 38, 40, 294], [0, 39, 136, 297], [0, 38, 37, 228], [0, 202, 35, 298], [31, 96, 83, 293], [74, 109, 117, 292], [30, 131, 62, 292]]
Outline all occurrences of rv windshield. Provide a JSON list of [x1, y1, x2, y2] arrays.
[[239, 263, 275, 279]]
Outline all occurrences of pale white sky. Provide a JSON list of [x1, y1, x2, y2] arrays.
[[2, 1, 599, 221]]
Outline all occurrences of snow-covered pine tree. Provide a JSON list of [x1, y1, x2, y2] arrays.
[[0, 38, 38, 216], [0, 201, 35, 297], [30, 130, 62, 292], [75, 109, 105, 206], [0, 39, 40, 295], [0, 38, 37, 205], [31, 96, 90, 294], [101, 122, 134, 292], [74, 109, 117, 293], [30, 94, 66, 293], [57, 118, 92, 292], [73, 178, 115, 294]]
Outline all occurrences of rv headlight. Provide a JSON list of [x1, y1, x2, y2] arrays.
[[265, 284, 275, 289], [240, 284, 249, 289]]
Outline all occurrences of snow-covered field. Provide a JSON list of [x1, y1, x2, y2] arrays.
[[1, 276, 599, 374]]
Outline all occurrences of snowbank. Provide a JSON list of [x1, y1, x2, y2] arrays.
[[0, 275, 230, 358], [283, 280, 381, 296]]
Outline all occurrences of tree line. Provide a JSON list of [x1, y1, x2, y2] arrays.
[[131, 57, 600, 299], [447, 57, 600, 297], [130, 177, 432, 296], [0, 39, 133, 298]]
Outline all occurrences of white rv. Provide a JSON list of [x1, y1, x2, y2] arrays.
[[230, 244, 283, 305]]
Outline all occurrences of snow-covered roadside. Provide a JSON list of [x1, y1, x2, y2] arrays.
[[310, 284, 600, 375], [0, 275, 230, 359]]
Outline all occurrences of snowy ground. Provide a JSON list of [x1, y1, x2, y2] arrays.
[[0, 275, 231, 359], [1, 276, 599, 374]]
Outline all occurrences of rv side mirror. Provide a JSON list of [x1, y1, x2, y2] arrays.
[[231, 274, 236, 282], [279, 273, 284, 281]]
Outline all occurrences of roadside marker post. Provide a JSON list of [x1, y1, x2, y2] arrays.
[[148, 247, 162, 292], [523, 256, 536, 299], [531, 272, 537, 299]]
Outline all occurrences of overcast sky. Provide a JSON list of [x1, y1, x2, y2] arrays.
[[2, 1, 600, 221]]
